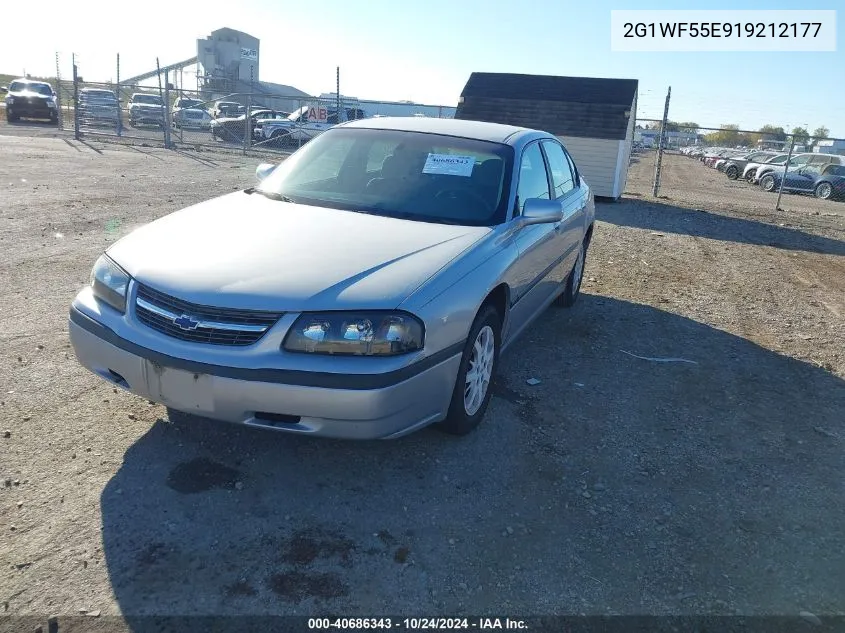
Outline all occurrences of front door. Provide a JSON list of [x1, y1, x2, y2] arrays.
[[507, 141, 563, 334]]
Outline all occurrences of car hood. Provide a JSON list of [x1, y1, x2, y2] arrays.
[[107, 191, 490, 312]]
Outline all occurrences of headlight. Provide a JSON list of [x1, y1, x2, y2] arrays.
[[283, 311, 424, 356], [90, 254, 130, 313]]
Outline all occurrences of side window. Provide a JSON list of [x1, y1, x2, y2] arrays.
[[516, 143, 551, 214], [541, 141, 575, 199], [808, 155, 830, 166], [565, 151, 579, 187]]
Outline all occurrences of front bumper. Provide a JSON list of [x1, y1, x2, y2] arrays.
[[8, 100, 55, 119], [68, 296, 461, 440]]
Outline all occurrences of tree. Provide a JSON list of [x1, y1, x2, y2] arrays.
[[676, 121, 700, 134], [758, 125, 787, 141], [812, 126, 830, 142], [704, 124, 742, 147], [791, 126, 810, 144]]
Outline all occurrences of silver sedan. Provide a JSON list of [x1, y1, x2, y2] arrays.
[[69, 117, 595, 439]]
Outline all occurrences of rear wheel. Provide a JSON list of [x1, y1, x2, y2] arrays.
[[725, 165, 739, 180], [760, 174, 777, 192], [745, 169, 757, 182], [815, 181, 834, 200], [436, 304, 501, 436], [6, 110, 17, 122]]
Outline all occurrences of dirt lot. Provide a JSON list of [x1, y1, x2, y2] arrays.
[[1, 136, 844, 630]]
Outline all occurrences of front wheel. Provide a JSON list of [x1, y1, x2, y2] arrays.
[[815, 181, 834, 200], [555, 239, 587, 308], [760, 174, 777, 192], [436, 305, 501, 436]]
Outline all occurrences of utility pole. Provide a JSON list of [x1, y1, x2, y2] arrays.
[[336, 66, 341, 121], [652, 86, 671, 197], [775, 135, 796, 211]]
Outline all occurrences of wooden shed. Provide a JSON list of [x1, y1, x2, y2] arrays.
[[455, 72, 638, 200]]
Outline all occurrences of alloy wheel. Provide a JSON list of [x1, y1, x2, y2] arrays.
[[464, 325, 495, 416]]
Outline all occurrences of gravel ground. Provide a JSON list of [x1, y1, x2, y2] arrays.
[[1, 136, 844, 630]]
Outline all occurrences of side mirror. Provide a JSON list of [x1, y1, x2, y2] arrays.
[[255, 163, 276, 182], [519, 198, 563, 226]]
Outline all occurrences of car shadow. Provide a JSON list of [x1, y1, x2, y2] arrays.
[[99, 294, 845, 628], [598, 198, 845, 256]]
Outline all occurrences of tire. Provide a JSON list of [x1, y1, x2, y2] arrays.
[[6, 110, 17, 122], [554, 238, 587, 308], [50, 113, 58, 125], [725, 165, 739, 180], [436, 304, 501, 436], [760, 174, 777, 192], [745, 169, 756, 182], [815, 181, 834, 200]]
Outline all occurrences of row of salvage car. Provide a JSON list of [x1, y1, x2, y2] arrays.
[[683, 146, 845, 201]]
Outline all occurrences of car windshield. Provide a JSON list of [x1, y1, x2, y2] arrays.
[[134, 94, 162, 105], [185, 110, 205, 119], [765, 155, 789, 164], [11, 81, 52, 96], [178, 99, 202, 108], [258, 127, 515, 227]]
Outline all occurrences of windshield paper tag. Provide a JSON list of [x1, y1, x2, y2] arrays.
[[422, 154, 476, 177]]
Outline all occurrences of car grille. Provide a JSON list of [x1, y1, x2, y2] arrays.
[[134, 284, 283, 346]]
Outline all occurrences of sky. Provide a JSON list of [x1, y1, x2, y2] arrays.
[[3, 0, 843, 137]]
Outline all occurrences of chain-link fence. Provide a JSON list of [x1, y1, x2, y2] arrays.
[[46, 53, 456, 158], [629, 119, 845, 213]]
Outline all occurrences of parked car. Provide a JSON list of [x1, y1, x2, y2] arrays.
[[128, 93, 165, 127], [257, 105, 367, 147], [742, 153, 789, 182], [759, 163, 845, 199], [172, 107, 213, 130], [211, 101, 242, 118], [78, 88, 120, 126], [68, 117, 595, 440], [755, 153, 845, 185], [721, 151, 778, 180], [253, 111, 291, 140], [210, 109, 286, 141], [173, 97, 205, 113], [4, 78, 58, 123]]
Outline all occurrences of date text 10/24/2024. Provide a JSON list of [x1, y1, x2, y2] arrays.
[[308, 618, 528, 630]]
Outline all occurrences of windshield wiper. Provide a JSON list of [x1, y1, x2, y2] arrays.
[[244, 188, 296, 203]]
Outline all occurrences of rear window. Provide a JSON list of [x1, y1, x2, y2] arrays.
[[133, 94, 162, 105]]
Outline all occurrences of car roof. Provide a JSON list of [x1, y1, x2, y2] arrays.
[[10, 79, 51, 88], [340, 116, 538, 144]]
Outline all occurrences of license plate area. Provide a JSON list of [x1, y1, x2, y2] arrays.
[[145, 361, 214, 413]]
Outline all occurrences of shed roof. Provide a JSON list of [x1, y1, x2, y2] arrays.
[[456, 72, 638, 141]]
